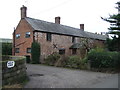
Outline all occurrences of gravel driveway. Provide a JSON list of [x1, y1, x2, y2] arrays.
[[24, 64, 118, 88]]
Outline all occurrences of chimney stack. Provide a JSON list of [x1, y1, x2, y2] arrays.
[[55, 17, 60, 24], [80, 24, 84, 30], [21, 5, 27, 19]]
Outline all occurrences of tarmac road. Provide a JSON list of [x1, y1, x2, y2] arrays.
[[24, 64, 119, 88]]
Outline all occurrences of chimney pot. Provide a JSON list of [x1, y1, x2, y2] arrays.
[[80, 24, 84, 30], [55, 17, 60, 24], [21, 5, 27, 19]]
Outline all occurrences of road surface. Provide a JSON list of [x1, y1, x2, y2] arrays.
[[24, 64, 119, 88]]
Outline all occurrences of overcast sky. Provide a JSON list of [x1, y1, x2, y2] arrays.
[[0, 0, 119, 39]]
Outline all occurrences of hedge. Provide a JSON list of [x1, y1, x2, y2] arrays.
[[87, 48, 120, 69]]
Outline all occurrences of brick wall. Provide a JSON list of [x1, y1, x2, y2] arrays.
[[34, 32, 105, 59], [13, 19, 33, 56], [34, 32, 74, 58]]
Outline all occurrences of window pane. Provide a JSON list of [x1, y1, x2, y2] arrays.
[[15, 48, 19, 53], [26, 32, 30, 38], [72, 49, 77, 55], [72, 36, 75, 43], [27, 48, 31, 53], [47, 33, 52, 41], [16, 34, 20, 39], [59, 49, 65, 55]]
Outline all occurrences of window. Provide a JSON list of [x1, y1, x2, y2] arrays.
[[16, 34, 20, 39], [59, 48, 65, 55], [15, 48, 19, 53], [72, 49, 77, 55], [27, 48, 31, 53], [25, 32, 30, 38], [46, 33, 52, 41], [72, 36, 75, 43]]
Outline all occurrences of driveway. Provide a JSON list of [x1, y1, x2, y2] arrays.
[[24, 64, 118, 88]]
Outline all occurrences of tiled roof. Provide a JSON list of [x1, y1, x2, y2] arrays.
[[25, 17, 108, 40], [69, 43, 81, 49]]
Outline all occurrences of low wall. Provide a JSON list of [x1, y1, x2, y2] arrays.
[[2, 56, 27, 86]]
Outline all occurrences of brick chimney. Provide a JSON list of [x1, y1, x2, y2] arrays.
[[20, 5, 27, 19], [55, 17, 60, 24], [80, 24, 84, 30]]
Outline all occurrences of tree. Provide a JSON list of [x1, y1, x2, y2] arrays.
[[102, 2, 120, 51], [31, 42, 41, 64]]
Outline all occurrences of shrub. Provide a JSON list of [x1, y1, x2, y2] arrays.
[[65, 55, 80, 68], [2, 43, 12, 55], [65, 55, 87, 69], [45, 53, 60, 66], [31, 42, 41, 64], [87, 48, 120, 69]]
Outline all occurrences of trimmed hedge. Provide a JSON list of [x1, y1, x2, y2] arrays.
[[87, 48, 120, 69]]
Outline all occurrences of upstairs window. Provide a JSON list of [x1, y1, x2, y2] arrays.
[[25, 32, 30, 38], [16, 34, 20, 39], [27, 48, 31, 53], [15, 48, 19, 53], [72, 36, 75, 43], [46, 33, 52, 41]]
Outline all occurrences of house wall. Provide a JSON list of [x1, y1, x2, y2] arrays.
[[34, 32, 74, 58], [34, 32, 105, 59], [13, 19, 33, 56]]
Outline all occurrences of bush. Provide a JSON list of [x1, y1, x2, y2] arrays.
[[87, 48, 120, 69], [2, 43, 12, 55], [45, 53, 60, 66], [65, 55, 80, 68], [31, 42, 41, 64], [65, 55, 87, 69]]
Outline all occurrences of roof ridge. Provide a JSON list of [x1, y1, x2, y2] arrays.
[[25, 17, 108, 40], [26, 17, 83, 31]]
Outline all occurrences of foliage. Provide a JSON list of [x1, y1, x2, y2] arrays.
[[2, 42, 12, 55], [65, 55, 87, 69], [79, 38, 94, 53], [102, 1, 120, 51], [45, 52, 60, 66], [87, 48, 120, 69], [105, 38, 120, 51], [31, 42, 41, 64]]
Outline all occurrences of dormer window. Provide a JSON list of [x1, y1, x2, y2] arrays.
[[25, 32, 30, 38], [16, 34, 20, 39]]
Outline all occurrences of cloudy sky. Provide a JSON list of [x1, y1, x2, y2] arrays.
[[0, 0, 119, 39]]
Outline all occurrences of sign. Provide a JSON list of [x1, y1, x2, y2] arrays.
[[7, 61, 15, 68]]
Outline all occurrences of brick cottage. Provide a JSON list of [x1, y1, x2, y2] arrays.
[[12, 5, 108, 62]]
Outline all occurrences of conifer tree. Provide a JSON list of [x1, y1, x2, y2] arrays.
[[102, 2, 120, 51]]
